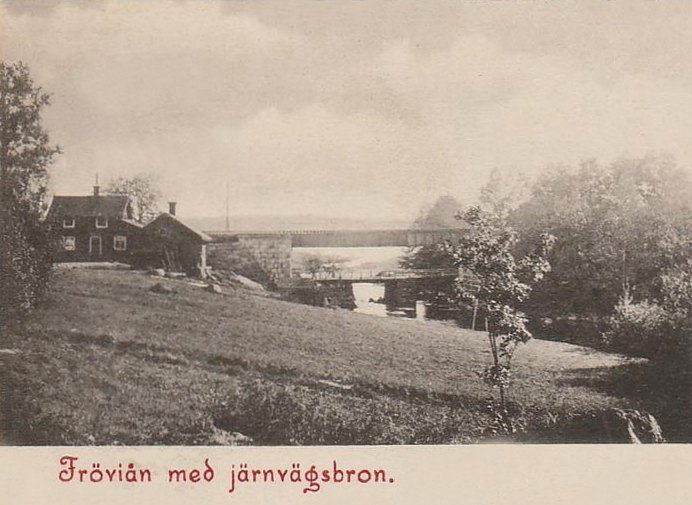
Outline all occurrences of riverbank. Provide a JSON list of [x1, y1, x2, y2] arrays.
[[1, 268, 650, 444]]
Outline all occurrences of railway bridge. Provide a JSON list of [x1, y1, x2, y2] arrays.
[[206, 228, 468, 281]]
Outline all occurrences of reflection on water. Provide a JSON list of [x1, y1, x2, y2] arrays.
[[352, 282, 468, 327], [352, 283, 387, 317], [352, 283, 418, 319]]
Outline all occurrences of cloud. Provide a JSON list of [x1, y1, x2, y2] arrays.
[[4, 0, 692, 222]]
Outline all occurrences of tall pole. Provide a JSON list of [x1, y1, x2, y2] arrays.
[[471, 297, 479, 331], [225, 181, 230, 231]]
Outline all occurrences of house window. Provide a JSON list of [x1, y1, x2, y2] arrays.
[[62, 236, 76, 251], [95, 216, 108, 228], [113, 235, 127, 251], [63, 217, 75, 228]]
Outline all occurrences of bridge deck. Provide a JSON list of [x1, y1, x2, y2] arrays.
[[207, 228, 468, 247], [302, 268, 460, 283]]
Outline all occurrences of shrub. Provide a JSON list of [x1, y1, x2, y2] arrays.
[[603, 293, 668, 358], [658, 267, 692, 367], [604, 268, 692, 367], [0, 206, 55, 326]]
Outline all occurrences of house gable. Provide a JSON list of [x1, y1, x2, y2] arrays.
[[143, 213, 212, 243]]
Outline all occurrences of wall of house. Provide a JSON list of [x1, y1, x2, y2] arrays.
[[53, 216, 138, 263], [138, 216, 207, 274], [207, 234, 292, 283]]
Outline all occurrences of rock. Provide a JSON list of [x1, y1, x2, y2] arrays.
[[232, 274, 266, 292], [166, 272, 187, 279], [152, 268, 166, 277], [205, 283, 222, 294], [603, 408, 665, 443], [209, 426, 253, 446], [316, 379, 353, 391], [150, 283, 174, 294], [563, 408, 665, 443]]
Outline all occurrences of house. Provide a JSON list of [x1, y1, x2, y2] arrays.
[[135, 202, 212, 276], [47, 182, 211, 275], [46, 184, 142, 262]]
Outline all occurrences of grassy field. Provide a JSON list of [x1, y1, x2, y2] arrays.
[[1, 268, 655, 445]]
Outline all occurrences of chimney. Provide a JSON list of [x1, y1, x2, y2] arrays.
[[93, 174, 100, 196], [168, 202, 177, 216]]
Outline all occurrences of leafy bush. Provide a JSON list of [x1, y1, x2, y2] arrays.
[[658, 267, 692, 367], [0, 210, 55, 324], [603, 293, 668, 358], [604, 267, 692, 367]]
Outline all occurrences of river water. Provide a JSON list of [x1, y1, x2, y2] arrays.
[[294, 246, 463, 323], [352, 282, 423, 319]]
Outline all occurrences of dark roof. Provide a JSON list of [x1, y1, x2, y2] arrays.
[[145, 213, 212, 242], [47, 195, 130, 219]]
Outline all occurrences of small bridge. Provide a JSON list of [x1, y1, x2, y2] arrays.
[[302, 268, 459, 283]]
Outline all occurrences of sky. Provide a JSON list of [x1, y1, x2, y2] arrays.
[[3, 0, 692, 223]]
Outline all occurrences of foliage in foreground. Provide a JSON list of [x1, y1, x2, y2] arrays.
[[215, 379, 483, 445], [0, 61, 60, 324]]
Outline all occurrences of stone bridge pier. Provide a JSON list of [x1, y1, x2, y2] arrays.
[[383, 279, 420, 307], [206, 233, 292, 283]]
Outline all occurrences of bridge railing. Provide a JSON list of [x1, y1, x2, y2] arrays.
[[299, 268, 460, 281]]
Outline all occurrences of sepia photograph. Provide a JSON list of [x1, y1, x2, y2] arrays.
[[2, 0, 691, 449]]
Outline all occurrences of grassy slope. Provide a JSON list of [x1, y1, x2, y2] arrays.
[[1, 269, 644, 445]]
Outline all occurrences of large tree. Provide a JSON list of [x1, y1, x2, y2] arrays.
[[106, 173, 162, 223], [511, 156, 692, 317], [0, 62, 60, 321]]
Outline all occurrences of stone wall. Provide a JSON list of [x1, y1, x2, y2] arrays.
[[383, 278, 420, 306], [207, 233, 292, 284]]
